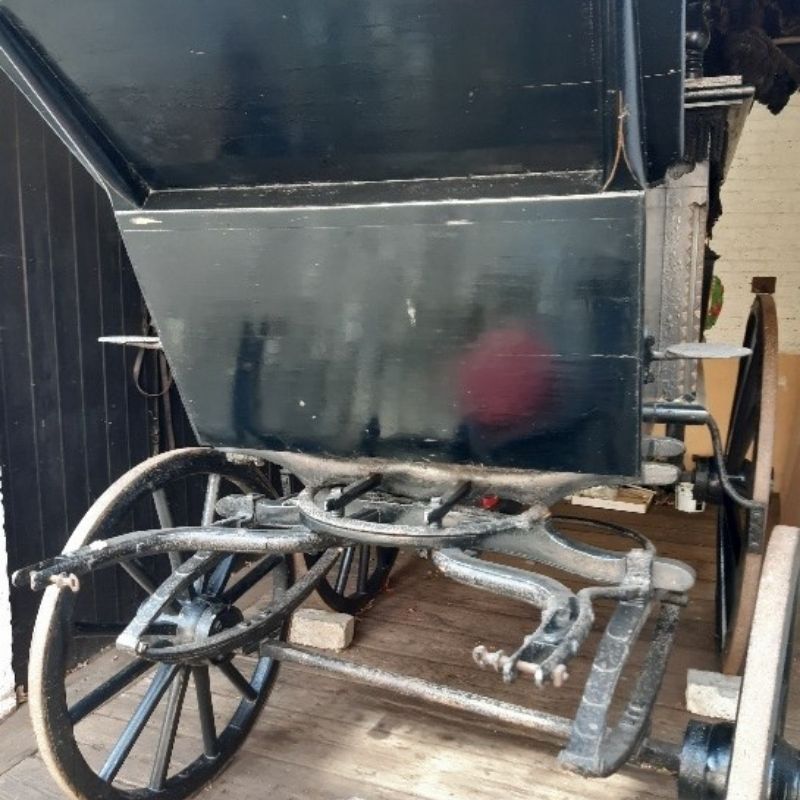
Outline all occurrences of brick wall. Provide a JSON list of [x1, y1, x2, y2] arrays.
[[707, 95, 800, 353], [692, 95, 800, 523]]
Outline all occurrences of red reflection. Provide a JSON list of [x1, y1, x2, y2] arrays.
[[458, 326, 554, 429]]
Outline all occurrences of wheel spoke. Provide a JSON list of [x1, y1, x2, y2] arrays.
[[68, 659, 154, 725], [149, 667, 190, 790], [153, 488, 183, 574], [152, 488, 174, 528], [201, 474, 222, 527], [193, 667, 218, 758], [728, 354, 762, 469], [215, 660, 258, 702], [74, 621, 128, 638], [205, 554, 238, 598], [335, 547, 355, 595], [121, 559, 185, 614], [196, 474, 223, 594], [75, 620, 174, 639], [120, 559, 157, 595], [356, 545, 370, 595], [99, 664, 179, 783], [116, 551, 222, 655], [220, 555, 281, 605]]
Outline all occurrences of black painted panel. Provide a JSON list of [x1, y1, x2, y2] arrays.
[[120, 192, 644, 477], [1, 0, 682, 189], [639, 0, 685, 178], [0, 71, 194, 683]]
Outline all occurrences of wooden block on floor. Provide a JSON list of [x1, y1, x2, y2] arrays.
[[289, 608, 355, 650], [686, 669, 741, 720]]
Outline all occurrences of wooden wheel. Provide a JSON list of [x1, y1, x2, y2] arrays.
[[717, 294, 778, 674], [304, 545, 398, 614], [293, 475, 398, 614], [727, 525, 800, 799], [679, 526, 800, 799], [29, 448, 293, 799]]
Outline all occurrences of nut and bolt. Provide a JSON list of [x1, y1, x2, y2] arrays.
[[48, 572, 80, 593]]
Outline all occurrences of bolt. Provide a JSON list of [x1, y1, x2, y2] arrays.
[[49, 573, 80, 593], [135, 641, 149, 656], [552, 664, 570, 688], [472, 645, 488, 668], [472, 645, 507, 672]]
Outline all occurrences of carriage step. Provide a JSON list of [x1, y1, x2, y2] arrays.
[[656, 342, 751, 360]]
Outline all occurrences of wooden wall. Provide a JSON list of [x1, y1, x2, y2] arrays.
[[0, 72, 194, 685]]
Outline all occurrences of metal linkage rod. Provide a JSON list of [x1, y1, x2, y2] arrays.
[[260, 641, 572, 738], [258, 642, 684, 778], [13, 525, 333, 591], [641, 402, 710, 426], [324, 474, 383, 512], [425, 481, 472, 526], [431, 548, 572, 610]]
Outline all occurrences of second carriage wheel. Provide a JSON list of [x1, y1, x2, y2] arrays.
[[28, 447, 293, 800], [304, 545, 398, 614], [678, 525, 800, 799], [294, 474, 398, 614], [717, 293, 778, 675], [726, 524, 800, 799]]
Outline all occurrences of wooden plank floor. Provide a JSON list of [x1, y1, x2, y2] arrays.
[[0, 504, 794, 800]]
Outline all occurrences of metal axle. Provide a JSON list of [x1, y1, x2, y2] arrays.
[[260, 641, 681, 775]]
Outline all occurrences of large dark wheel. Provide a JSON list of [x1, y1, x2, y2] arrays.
[[717, 293, 778, 674], [304, 545, 398, 614], [29, 447, 293, 800], [293, 475, 398, 614]]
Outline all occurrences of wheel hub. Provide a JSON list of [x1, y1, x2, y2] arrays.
[[678, 721, 800, 800], [175, 596, 244, 647]]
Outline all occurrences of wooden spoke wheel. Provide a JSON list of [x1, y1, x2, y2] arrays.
[[294, 475, 398, 614], [29, 447, 293, 800], [726, 525, 800, 799], [304, 545, 398, 614], [678, 526, 800, 799], [717, 293, 778, 675]]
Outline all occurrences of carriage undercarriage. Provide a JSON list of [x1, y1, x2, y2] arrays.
[[1, 1, 798, 797], [13, 328, 799, 800]]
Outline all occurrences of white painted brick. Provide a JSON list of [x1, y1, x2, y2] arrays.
[[685, 669, 741, 720], [289, 608, 355, 650], [707, 94, 800, 354]]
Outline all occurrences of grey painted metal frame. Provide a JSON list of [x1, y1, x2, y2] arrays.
[[8, 440, 698, 789]]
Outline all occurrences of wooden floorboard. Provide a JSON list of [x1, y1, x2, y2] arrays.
[[0, 503, 794, 799]]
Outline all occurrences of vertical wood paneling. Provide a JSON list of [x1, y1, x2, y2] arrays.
[[0, 72, 196, 684], [0, 87, 43, 671]]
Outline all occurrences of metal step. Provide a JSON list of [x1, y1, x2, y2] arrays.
[[657, 342, 751, 360]]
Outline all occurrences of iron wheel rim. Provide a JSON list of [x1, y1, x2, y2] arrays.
[[29, 447, 293, 800]]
